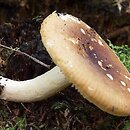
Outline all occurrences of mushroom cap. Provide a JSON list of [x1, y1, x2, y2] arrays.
[[40, 11, 130, 116]]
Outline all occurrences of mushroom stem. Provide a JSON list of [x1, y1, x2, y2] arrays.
[[0, 66, 70, 102]]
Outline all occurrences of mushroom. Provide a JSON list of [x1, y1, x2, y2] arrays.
[[40, 11, 130, 116], [0, 66, 70, 102]]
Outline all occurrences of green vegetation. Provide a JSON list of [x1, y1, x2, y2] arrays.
[[0, 117, 25, 130], [108, 40, 130, 70], [122, 122, 130, 130]]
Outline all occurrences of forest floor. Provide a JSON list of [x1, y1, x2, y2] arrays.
[[0, 0, 130, 130]]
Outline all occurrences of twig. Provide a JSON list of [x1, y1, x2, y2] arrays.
[[21, 103, 32, 113], [0, 43, 50, 69], [5, 103, 13, 113], [115, 117, 127, 130], [107, 26, 130, 39]]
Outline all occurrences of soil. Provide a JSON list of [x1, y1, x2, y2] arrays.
[[0, 0, 130, 130]]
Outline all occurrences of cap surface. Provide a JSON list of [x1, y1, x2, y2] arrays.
[[40, 11, 130, 116]]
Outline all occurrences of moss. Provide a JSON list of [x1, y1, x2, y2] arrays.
[[108, 39, 130, 70]]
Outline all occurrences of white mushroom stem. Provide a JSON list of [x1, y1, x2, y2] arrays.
[[0, 66, 70, 102]]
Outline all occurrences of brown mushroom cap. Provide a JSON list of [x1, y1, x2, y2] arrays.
[[40, 11, 130, 116]]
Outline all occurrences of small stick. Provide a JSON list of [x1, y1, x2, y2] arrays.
[[21, 103, 32, 113], [0, 43, 50, 69], [107, 26, 130, 39]]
